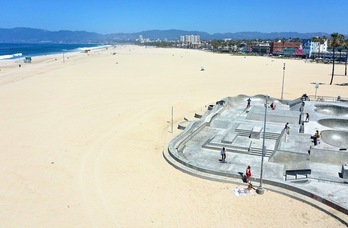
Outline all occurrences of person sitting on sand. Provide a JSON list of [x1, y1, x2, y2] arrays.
[[246, 182, 255, 190]]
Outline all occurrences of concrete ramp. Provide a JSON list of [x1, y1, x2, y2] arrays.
[[321, 130, 348, 148], [318, 119, 348, 131], [315, 104, 348, 117], [246, 106, 299, 124]]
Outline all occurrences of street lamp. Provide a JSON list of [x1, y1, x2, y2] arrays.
[[171, 106, 174, 133], [62, 49, 68, 63], [256, 95, 269, 195], [314, 82, 319, 99], [281, 63, 286, 100]]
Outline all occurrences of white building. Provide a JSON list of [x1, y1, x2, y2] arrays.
[[180, 35, 201, 44], [302, 39, 328, 57]]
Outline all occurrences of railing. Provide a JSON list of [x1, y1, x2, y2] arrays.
[[268, 128, 286, 160], [307, 95, 348, 102]]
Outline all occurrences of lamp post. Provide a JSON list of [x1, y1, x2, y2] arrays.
[[256, 95, 269, 195], [314, 82, 319, 99], [171, 106, 174, 133], [62, 49, 68, 63], [281, 63, 286, 100]]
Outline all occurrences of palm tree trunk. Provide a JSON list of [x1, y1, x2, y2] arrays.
[[345, 52, 347, 76], [330, 50, 335, 85]]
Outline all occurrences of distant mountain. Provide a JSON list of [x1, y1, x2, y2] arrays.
[[0, 27, 338, 43], [0, 27, 104, 43], [211, 32, 331, 40]]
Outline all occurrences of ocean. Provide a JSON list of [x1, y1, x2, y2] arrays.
[[0, 43, 106, 60]]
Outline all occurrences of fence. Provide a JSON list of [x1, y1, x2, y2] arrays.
[[307, 95, 348, 102]]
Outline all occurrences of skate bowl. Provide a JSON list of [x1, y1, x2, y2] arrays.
[[318, 119, 348, 131], [226, 94, 268, 107], [314, 104, 348, 117], [320, 130, 348, 148]]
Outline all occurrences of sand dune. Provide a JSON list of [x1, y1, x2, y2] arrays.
[[0, 45, 347, 227]]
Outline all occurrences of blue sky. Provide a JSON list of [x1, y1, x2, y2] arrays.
[[1, 0, 347, 34]]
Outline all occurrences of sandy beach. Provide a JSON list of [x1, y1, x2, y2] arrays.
[[0, 45, 347, 227]]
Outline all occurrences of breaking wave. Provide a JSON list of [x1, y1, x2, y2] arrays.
[[0, 53, 22, 60]]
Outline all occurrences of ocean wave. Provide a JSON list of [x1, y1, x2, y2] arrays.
[[76, 45, 112, 51], [0, 53, 23, 60]]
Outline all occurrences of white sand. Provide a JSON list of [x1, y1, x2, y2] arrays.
[[0, 46, 347, 227]]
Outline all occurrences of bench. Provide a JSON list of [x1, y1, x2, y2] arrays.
[[285, 169, 311, 181]]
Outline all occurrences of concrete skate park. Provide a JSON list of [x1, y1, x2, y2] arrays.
[[164, 94, 348, 222]]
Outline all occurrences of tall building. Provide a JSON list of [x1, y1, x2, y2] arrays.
[[180, 35, 201, 44], [193, 35, 200, 44], [139, 35, 144, 43]]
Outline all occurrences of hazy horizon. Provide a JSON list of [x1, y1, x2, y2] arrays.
[[1, 0, 348, 35], [1, 27, 341, 36]]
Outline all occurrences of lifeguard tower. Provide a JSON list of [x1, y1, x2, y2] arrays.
[[24, 56, 32, 63]]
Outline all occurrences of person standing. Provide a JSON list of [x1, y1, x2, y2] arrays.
[[305, 113, 310, 122], [284, 123, 290, 142], [246, 166, 252, 183], [284, 123, 290, 134], [220, 147, 226, 162], [270, 101, 276, 110], [247, 98, 251, 108]]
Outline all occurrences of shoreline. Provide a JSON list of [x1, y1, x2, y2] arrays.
[[0, 45, 116, 86], [0, 44, 112, 67]]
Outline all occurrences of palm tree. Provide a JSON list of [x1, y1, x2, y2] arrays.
[[344, 39, 348, 76], [210, 40, 221, 52], [329, 33, 345, 85]]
